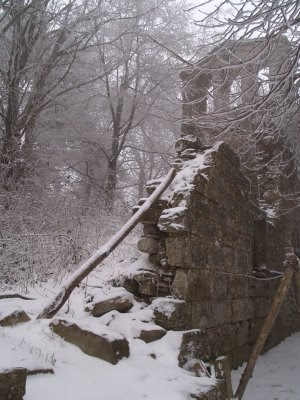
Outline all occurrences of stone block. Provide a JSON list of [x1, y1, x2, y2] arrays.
[[138, 207, 162, 224], [214, 356, 234, 399], [236, 320, 249, 347], [249, 280, 269, 298], [223, 246, 235, 270], [215, 142, 240, 168], [264, 332, 282, 353], [138, 280, 158, 296], [184, 234, 207, 268], [136, 327, 166, 343], [231, 344, 250, 369], [50, 319, 129, 364], [148, 254, 160, 265], [205, 327, 221, 359], [191, 302, 214, 329], [122, 278, 139, 296], [191, 195, 217, 221], [143, 224, 162, 238], [137, 235, 159, 254], [207, 246, 224, 268], [253, 219, 268, 267], [194, 220, 217, 240], [249, 318, 264, 344], [233, 249, 250, 272], [185, 270, 212, 302], [88, 294, 133, 317], [231, 299, 252, 322], [144, 180, 161, 195], [178, 268, 228, 302], [0, 308, 30, 327], [228, 274, 249, 299], [0, 368, 27, 400], [249, 279, 279, 298], [175, 135, 203, 153], [190, 380, 227, 400], [210, 272, 229, 300], [213, 300, 232, 326], [180, 148, 199, 161], [152, 298, 191, 330], [252, 297, 271, 319], [166, 235, 187, 267], [264, 313, 294, 352], [178, 329, 212, 367], [219, 324, 238, 353], [158, 207, 189, 233], [191, 300, 231, 329], [172, 269, 189, 299]]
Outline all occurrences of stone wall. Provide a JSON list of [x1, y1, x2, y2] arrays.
[[130, 137, 300, 370]]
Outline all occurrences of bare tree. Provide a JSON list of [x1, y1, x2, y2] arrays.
[[0, 0, 114, 191], [181, 0, 300, 214], [80, 0, 194, 209], [0, 0, 198, 288]]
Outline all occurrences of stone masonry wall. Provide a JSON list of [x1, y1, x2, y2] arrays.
[[131, 137, 300, 370]]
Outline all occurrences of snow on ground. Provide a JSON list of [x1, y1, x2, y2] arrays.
[[2, 288, 300, 400], [2, 320, 210, 400], [1, 254, 300, 400], [0, 289, 215, 400], [232, 332, 300, 400]]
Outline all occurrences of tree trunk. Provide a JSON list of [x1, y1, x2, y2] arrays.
[[37, 167, 176, 319], [105, 158, 117, 210], [138, 165, 146, 200]]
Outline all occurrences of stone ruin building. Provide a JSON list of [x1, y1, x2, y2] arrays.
[[122, 36, 300, 379], [2, 37, 300, 400]]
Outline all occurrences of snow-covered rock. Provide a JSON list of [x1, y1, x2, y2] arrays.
[[50, 318, 129, 364], [151, 297, 190, 331], [0, 367, 27, 400], [86, 288, 134, 317], [0, 305, 30, 327], [137, 327, 166, 343], [178, 330, 212, 369]]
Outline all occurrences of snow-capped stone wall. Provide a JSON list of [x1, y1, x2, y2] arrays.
[[129, 136, 300, 369]]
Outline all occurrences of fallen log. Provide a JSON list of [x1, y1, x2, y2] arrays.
[[235, 251, 300, 400], [0, 293, 35, 301], [37, 168, 176, 319]]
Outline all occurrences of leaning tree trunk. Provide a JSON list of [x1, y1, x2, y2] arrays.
[[37, 167, 176, 319]]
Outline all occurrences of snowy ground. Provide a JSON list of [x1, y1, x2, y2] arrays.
[[1, 319, 209, 400], [232, 332, 300, 400], [1, 256, 300, 400], [0, 280, 216, 400]]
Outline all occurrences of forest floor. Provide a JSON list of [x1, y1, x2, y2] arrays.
[[1, 254, 300, 400]]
